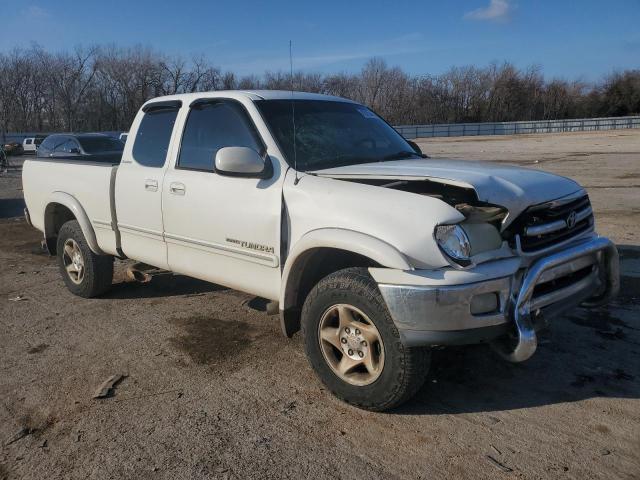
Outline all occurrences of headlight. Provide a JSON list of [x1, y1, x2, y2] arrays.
[[435, 223, 503, 268], [435, 225, 472, 266]]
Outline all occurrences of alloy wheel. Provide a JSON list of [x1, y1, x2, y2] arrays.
[[62, 238, 85, 285], [318, 304, 385, 386]]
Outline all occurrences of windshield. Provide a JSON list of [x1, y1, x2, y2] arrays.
[[256, 100, 420, 170], [78, 136, 124, 154]]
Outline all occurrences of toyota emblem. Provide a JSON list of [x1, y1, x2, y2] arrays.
[[566, 210, 577, 229]]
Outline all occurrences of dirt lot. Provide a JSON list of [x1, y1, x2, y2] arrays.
[[1, 131, 639, 480]]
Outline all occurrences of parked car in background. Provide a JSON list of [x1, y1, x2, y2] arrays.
[[119, 132, 128, 143], [23, 136, 45, 154], [3, 141, 24, 156], [37, 133, 124, 163], [23, 138, 36, 154]]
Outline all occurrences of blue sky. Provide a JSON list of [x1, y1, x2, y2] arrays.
[[2, 0, 639, 81]]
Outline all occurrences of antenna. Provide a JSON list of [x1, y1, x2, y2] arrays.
[[289, 40, 299, 185]]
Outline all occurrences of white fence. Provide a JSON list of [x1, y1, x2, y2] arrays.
[[4, 116, 640, 144], [394, 115, 640, 139]]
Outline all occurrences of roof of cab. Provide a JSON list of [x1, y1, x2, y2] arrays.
[[141, 90, 355, 109], [240, 90, 354, 102]]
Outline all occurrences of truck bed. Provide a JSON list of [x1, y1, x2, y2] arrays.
[[22, 158, 120, 256]]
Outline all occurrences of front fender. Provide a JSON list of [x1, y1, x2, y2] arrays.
[[45, 191, 105, 255], [282, 172, 465, 270], [279, 227, 411, 309]]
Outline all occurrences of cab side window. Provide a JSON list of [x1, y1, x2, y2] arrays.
[[52, 137, 69, 153], [178, 101, 262, 172], [40, 137, 55, 152], [62, 139, 79, 153], [132, 107, 179, 168]]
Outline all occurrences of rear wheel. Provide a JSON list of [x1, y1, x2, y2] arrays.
[[301, 267, 430, 411], [56, 220, 113, 298]]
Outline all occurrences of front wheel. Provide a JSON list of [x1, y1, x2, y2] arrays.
[[56, 220, 114, 298], [301, 268, 430, 411]]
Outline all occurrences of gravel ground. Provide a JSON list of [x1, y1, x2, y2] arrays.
[[1, 131, 639, 480]]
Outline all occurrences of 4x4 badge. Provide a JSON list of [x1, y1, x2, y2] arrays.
[[566, 210, 577, 229]]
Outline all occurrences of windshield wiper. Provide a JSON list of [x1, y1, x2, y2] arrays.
[[382, 150, 421, 161]]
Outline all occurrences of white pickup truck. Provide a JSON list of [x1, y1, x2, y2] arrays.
[[23, 91, 619, 410]]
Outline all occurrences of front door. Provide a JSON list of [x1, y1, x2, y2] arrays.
[[161, 99, 283, 300]]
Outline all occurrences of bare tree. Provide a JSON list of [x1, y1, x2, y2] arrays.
[[48, 46, 99, 131], [160, 56, 188, 95], [1, 43, 638, 135]]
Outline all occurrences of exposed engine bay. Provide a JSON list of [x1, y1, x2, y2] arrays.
[[341, 177, 508, 229]]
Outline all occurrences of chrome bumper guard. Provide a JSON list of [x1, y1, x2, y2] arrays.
[[493, 236, 619, 363], [377, 236, 619, 359]]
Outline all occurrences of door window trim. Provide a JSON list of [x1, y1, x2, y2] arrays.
[[142, 100, 183, 112]]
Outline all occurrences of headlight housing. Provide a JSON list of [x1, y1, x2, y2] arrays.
[[435, 225, 472, 267], [435, 223, 503, 268]]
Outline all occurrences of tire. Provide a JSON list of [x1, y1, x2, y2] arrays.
[[56, 220, 114, 298], [301, 267, 430, 411]]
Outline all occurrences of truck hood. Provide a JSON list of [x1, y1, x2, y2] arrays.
[[310, 159, 583, 227]]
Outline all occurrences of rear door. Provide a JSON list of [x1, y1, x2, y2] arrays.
[[161, 98, 283, 300], [114, 101, 181, 269]]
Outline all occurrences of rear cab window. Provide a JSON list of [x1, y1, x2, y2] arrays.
[[78, 137, 124, 153], [132, 104, 180, 168]]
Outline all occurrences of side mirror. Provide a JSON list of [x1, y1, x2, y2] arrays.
[[69, 147, 80, 154], [214, 146, 272, 179], [407, 140, 429, 158]]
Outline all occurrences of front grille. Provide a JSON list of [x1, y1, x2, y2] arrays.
[[506, 193, 594, 253], [532, 264, 594, 299]]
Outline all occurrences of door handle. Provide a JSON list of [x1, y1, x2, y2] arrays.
[[144, 179, 158, 192], [169, 182, 186, 195]]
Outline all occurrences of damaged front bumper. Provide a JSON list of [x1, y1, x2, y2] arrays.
[[371, 235, 619, 362]]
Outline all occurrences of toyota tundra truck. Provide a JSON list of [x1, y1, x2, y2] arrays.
[[22, 91, 619, 411]]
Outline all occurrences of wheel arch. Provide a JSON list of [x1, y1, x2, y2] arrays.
[[279, 228, 411, 337], [44, 192, 104, 255]]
